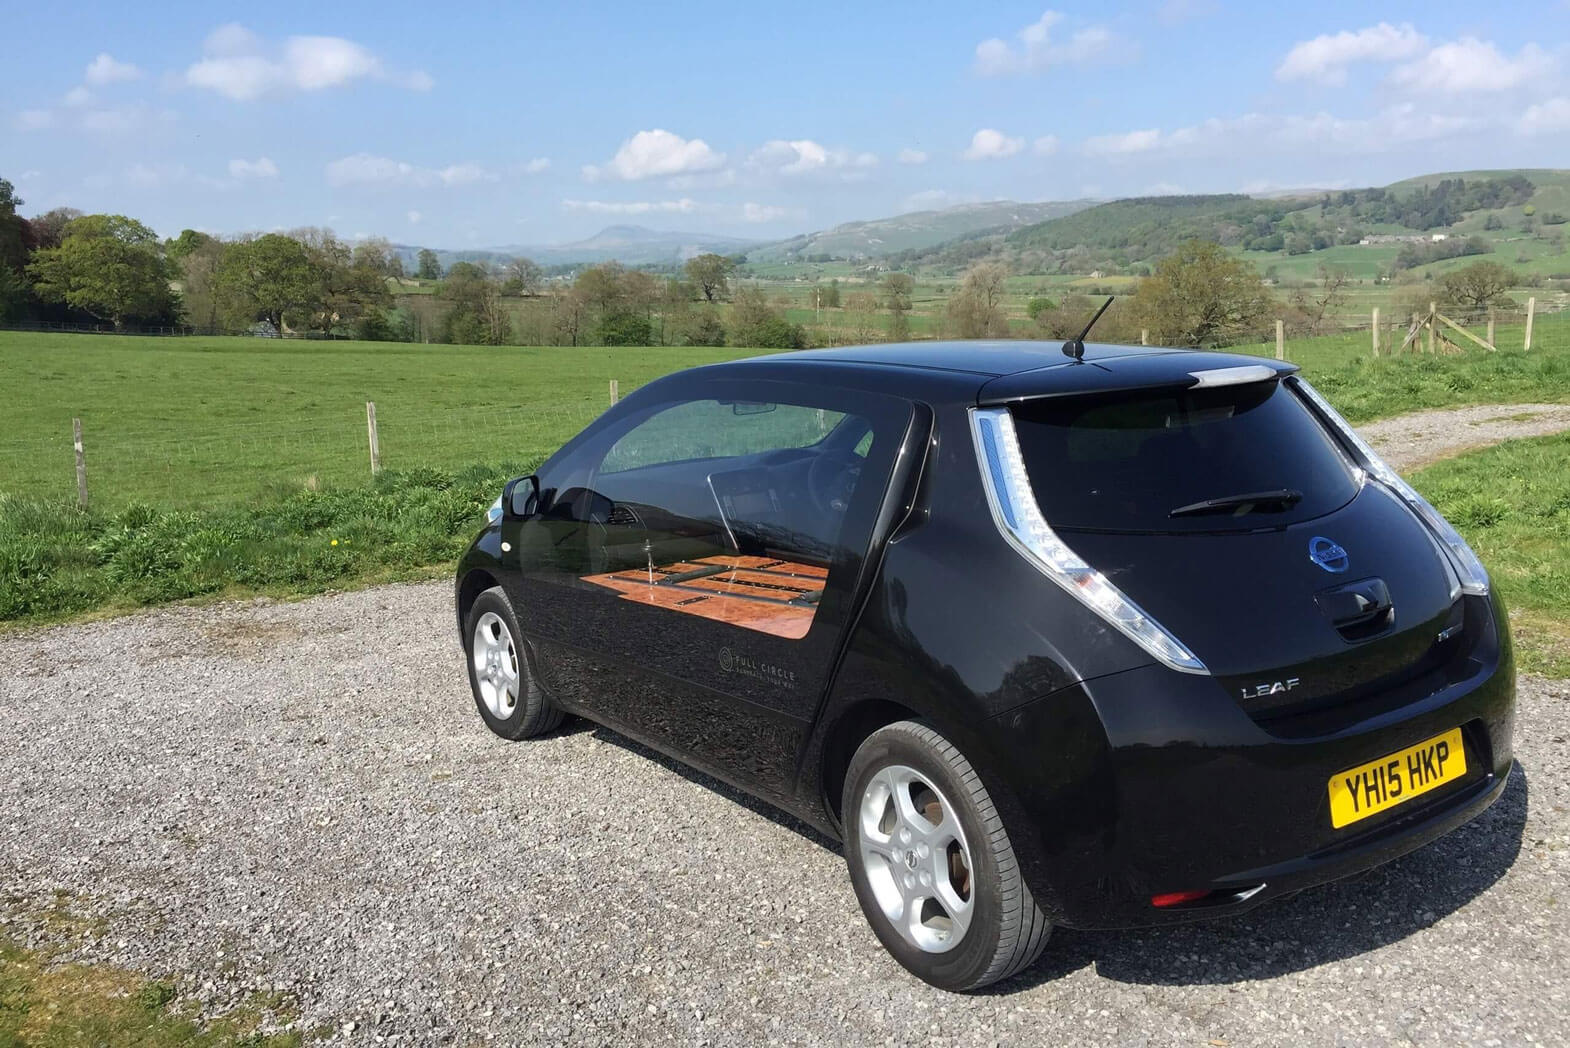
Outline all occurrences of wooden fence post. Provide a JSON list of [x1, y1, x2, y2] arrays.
[[1275, 319, 1285, 361], [1371, 308, 1379, 356], [1140, 328, 1148, 346], [609, 379, 619, 405], [1525, 297, 1536, 351], [72, 417, 88, 511], [366, 401, 381, 476], [1427, 302, 1436, 354], [1487, 309, 1496, 350]]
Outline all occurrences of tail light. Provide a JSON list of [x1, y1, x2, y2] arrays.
[[970, 407, 1207, 674]]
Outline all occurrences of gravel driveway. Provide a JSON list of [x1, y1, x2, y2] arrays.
[[1, 581, 1566, 1047]]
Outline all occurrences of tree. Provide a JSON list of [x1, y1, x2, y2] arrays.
[[684, 310, 726, 346], [684, 253, 734, 302], [946, 262, 1009, 338], [502, 256, 543, 296], [296, 229, 391, 334], [1288, 265, 1350, 335], [28, 207, 82, 251], [217, 233, 320, 334], [416, 248, 442, 281], [1439, 262, 1517, 315], [1132, 239, 1274, 347], [729, 287, 805, 348], [176, 235, 229, 332], [0, 178, 34, 319], [165, 229, 215, 263], [351, 237, 396, 275], [881, 273, 914, 341], [28, 214, 178, 330], [439, 262, 510, 345]]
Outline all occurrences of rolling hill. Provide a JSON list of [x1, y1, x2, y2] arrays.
[[393, 225, 763, 271], [890, 169, 1570, 278], [750, 199, 1096, 262]]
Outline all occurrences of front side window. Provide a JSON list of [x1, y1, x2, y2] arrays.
[[543, 390, 900, 640]]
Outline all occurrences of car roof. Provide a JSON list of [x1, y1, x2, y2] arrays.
[[726, 341, 1296, 405]]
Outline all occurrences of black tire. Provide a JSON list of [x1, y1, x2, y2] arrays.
[[843, 720, 1051, 991], [462, 586, 564, 740]]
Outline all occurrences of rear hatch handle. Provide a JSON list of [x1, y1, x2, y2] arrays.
[[1315, 577, 1395, 641]]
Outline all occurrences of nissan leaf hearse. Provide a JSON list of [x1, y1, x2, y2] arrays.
[[453, 338, 1513, 991]]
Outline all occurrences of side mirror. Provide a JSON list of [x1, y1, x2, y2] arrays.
[[505, 475, 540, 519]]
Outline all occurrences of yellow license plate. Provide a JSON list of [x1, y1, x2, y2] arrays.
[[1327, 728, 1466, 829]]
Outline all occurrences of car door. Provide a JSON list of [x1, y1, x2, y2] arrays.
[[505, 376, 915, 802]]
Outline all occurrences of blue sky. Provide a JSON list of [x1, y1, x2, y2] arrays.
[[3, 1, 1567, 248]]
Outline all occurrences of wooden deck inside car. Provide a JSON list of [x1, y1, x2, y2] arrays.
[[581, 555, 827, 639]]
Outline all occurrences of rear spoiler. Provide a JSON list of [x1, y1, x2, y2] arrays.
[[976, 352, 1297, 406]]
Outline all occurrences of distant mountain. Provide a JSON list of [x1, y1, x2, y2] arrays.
[[391, 225, 763, 271], [750, 200, 1097, 262]]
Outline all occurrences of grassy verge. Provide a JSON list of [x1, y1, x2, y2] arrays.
[[0, 897, 306, 1047], [1412, 432, 1570, 677], [0, 463, 527, 625], [1229, 312, 1570, 422]]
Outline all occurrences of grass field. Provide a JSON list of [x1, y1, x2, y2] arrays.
[[3, 317, 1570, 649], [0, 335, 761, 507], [1415, 433, 1570, 677]]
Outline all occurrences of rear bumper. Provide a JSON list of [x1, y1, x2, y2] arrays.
[[992, 595, 1515, 931]]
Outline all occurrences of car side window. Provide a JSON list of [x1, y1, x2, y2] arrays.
[[537, 390, 904, 641]]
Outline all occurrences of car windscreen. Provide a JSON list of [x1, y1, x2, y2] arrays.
[[1007, 379, 1359, 534]]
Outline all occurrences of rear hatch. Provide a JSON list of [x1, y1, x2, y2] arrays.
[[1003, 371, 1462, 717]]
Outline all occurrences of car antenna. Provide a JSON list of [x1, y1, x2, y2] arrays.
[[1061, 296, 1115, 362]]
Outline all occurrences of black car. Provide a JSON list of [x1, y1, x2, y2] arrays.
[[454, 340, 1513, 991]]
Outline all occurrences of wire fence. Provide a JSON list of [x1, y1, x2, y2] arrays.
[[3, 396, 628, 510]]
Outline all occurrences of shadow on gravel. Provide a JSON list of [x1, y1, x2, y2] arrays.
[[992, 760, 1530, 992], [570, 721, 842, 851], [563, 720, 1526, 993]]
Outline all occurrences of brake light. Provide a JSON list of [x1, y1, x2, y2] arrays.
[[1291, 380, 1489, 596], [969, 407, 1207, 674], [1151, 890, 1210, 908]]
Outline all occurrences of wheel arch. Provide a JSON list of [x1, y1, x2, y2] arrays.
[[455, 567, 499, 639], [818, 698, 927, 827]]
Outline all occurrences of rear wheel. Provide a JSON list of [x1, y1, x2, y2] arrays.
[[463, 586, 563, 740], [843, 721, 1050, 990]]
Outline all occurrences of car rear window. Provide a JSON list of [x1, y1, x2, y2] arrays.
[[1008, 379, 1359, 533]]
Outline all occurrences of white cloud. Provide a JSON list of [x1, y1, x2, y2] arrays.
[[896, 148, 928, 165], [1390, 38, 1552, 94], [229, 156, 279, 179], [1276, 23, 1426, 85], [85, 53, 143, 85], [406, 210, 422, 225], [582, 129, 725, 181], [1519, 97, 1570, 135], [963, 128, 1024, 160], [746, 139, 878, 177], [1081, 106, 1485, 160], [183, 23, 431, 100], [325, 153, 498, 188], [1083, 128, 1161, 155], [1033, 134, 1060, 155], [79, 104, 167, 135], [562, 198, 699, 215], [975, 11, 1117, 76], [742, 202, 790, 223], [517, 157, 551, 175], [16, 109, 54, 130], [63, 86, 93, 107]]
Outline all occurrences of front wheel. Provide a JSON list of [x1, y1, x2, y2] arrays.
[[463, 586, 563, 740], [843, 721, 1051, 990]]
